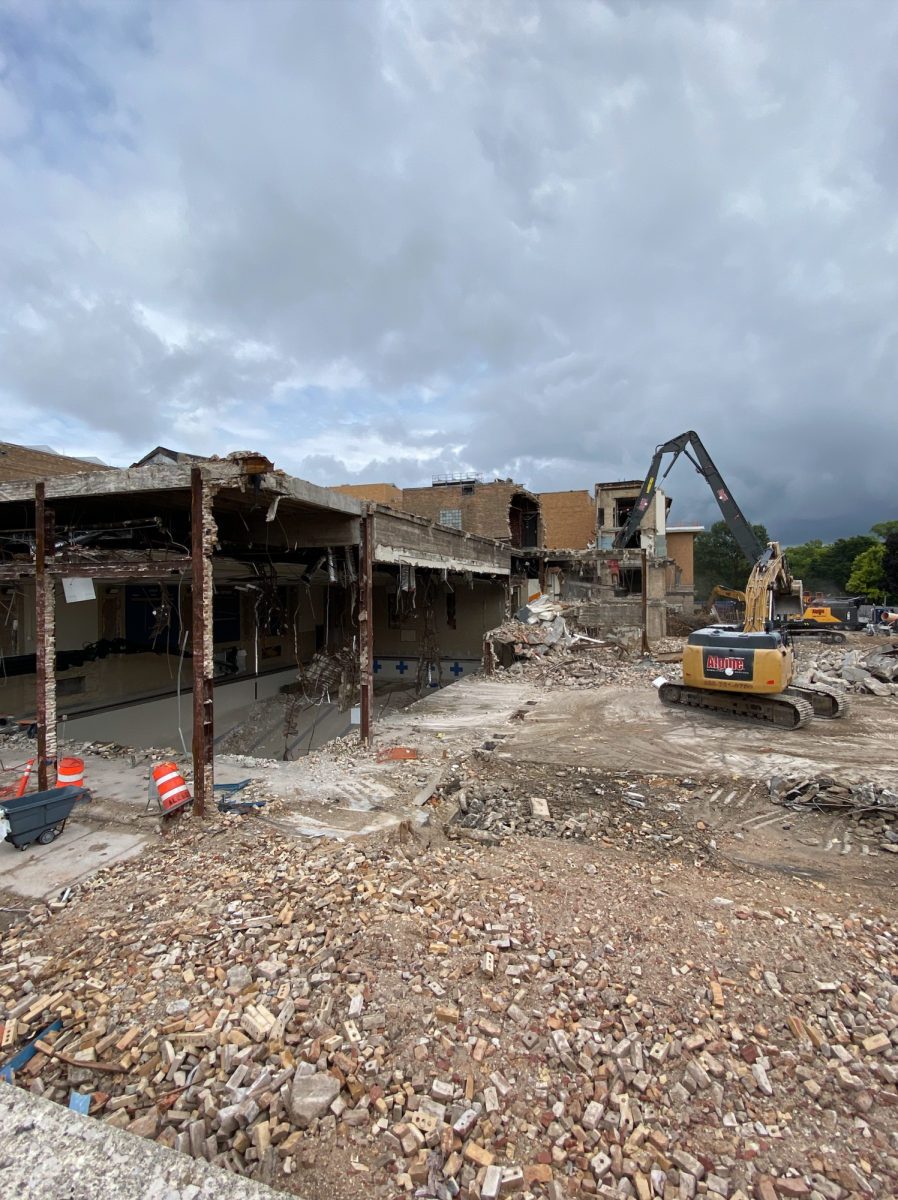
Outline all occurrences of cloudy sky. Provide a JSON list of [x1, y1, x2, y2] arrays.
[[1, 0, 896, 543]]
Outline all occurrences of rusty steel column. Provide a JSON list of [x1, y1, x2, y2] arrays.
[[191, 468, 217, 816], [358, 507, 374, 745], [34, 482, 57, 791], [641, 547, 649, 655]]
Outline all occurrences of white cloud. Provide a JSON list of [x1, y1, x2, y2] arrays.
[[0, 0, 896, 540]]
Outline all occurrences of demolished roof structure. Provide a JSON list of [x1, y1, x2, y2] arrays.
[[0, 452, 512, 811], [0, 441, 111, 483], [330, 477, 543, 548]]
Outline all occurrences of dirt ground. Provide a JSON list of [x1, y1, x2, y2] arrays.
[[0, 638, 896, 1200], [491, 687, 898, 907]]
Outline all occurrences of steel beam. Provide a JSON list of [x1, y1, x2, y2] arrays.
[[191, 469, 216, 816], [0, 559, 192, 582], [358, 508, 374, 745], [34, 483, 57, 790]]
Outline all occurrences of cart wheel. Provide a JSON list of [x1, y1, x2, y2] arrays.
[[38, 829, 57, 845]]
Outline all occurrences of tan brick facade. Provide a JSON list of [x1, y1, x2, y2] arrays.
[[666, 530, 696, 585], [401, 482, 541, 546], [0, 442, 111, 483], [539, 490, 595, 549], [330, 480, 544, 544], [331, 482, 403, 507]]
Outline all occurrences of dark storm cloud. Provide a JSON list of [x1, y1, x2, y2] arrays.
[[0, 0, 896, 539]]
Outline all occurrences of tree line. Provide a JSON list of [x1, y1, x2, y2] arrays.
[[693, 520, 898, 604]]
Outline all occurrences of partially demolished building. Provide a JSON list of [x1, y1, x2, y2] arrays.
[[336, 473, 704, 639], [520, 481, 703, 641], [0, 453, 510, 807], [0, 447, 707, 802], [334, 474, 543, 547]]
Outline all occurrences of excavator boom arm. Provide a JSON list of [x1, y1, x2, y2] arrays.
[[613, 430, 765, 565]]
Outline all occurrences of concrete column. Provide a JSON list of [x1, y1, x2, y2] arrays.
[[34, 482, 57, 791], [191, 468, 217, 816], [358, 508, 374, 744]]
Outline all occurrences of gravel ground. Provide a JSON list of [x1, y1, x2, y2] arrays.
[[0, 633, 896, 1200], [0, 798, 896, 1200]]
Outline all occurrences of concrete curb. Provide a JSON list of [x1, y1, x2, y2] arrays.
[[0, 1085, 284, 1199]]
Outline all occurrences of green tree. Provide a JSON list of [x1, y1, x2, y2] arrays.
[[817, 536, 878, 592], [871, 520, 898, 540], [784, 535, 877, 594], [883, 532, 898, 599], [783, 540, 823, 585], [693, 520, 769, 600], [847, 544, 886, 603]]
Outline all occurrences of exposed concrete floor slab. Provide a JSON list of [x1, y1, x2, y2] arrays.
[[0, 1086, 281, 1199], [465, 678, 898, 896], [379, 678, 538, 735], [8, 672, 891, 896], [0, 821, 146, 900], [497, 683, 898, 787]]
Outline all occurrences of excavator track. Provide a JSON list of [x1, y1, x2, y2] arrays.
[[786, 684, 851, 720], [788, 628, 847, 644], [658, 683, 814, 729]]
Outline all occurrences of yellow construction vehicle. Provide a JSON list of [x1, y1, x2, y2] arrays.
[[782, 593, 864, 641], [702, 585, 745, 617], [616, 433, 849, 730]]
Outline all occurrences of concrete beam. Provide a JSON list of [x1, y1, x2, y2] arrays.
[[371, 507, 510, 575], [0, 460, 366, 515], [0, 558, 193, 582]]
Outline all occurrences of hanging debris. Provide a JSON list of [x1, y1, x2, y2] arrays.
[[414, 575, 443, 696], [293, 646, 359, 713]]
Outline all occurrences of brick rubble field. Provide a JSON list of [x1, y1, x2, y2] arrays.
[[0, 633, 897, 1200], [1, 771, 897, 1200]]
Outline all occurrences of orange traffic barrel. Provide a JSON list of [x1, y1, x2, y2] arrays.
[[56, 757, 84, 788], [152, 762, 192, 811]]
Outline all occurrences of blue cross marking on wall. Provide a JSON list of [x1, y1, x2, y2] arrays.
[[450, 662, 463, 676], [373, 660, 382, 673], [396, 660, 409, 674]]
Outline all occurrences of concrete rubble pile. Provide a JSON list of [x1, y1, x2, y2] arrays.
[[220, 732, 376, 774], [484, 602, 686, 691], [0, 816, 896, 1200], [793, 643, 898, 699], [444, 766, 716, 864], [0, 727, 159, 763], [769, 777, 898, 854], [497, 643, 686, 691]]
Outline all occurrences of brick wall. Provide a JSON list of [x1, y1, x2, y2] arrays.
[[330, 479, 543, 544], [666, 531, 696, 585], [402, 482, 524, 541], [539, 490, 595, 549], [330, 483, 403, 507], [0, 442, 111, 483]]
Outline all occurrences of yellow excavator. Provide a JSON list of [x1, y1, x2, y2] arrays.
[[702, 585, 745, 618], [615, 432, 850, 730]]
